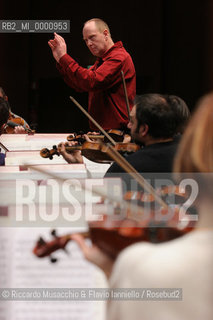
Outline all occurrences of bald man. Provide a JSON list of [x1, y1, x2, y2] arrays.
[[48, 18, 136, 131]]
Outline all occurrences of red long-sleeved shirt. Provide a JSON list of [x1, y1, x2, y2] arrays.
[[57, 41, 136, 130]]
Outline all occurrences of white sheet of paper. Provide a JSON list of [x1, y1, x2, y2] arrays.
[[0, 227, 108, 320], [0, 133, 71, 151], [0, 164, 87, 180]]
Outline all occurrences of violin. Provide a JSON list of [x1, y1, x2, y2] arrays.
[[33, 203, 194, 262], [31, 159, 195, 262], [3, 112, 34, 134], [87, 208, 194, 259], [67, 129, 129, 144], [105, 129, 126, 142], [33, 229, 89, 262], [124, 185, 187, 206], [67, 132, 105, 144], [40, 141, 140, 163]]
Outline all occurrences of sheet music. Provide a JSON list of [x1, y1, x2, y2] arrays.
[[0, 133, 71, 151], [0, 164, 88, 180], [0, 170, 121, 319], [5, 150, 68, 166], [0, 227, 107, 320], [0, 177, 122, 319]]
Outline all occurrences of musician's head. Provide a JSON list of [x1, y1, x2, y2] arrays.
[[0, 97, 9, 134], [169, 95, 190, 135], [83, 18, 114, 57], [128, 94, 177, 145], [0, 87, 8, 101]]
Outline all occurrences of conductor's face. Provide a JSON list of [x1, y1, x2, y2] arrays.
[[83, 21, 109, 57]]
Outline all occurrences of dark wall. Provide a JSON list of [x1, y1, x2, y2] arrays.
[[160, 0, 209, 108], [0, 0, 212, 132]]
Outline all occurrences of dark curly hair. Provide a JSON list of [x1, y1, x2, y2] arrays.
[[134, 94, 178, 138]]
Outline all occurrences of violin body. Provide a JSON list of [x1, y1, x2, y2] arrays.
[[88, 206, 195, 259], [81, 142, 139, 163], [124, 185, 187, 206], [33, 204, 195, 262], [3, 112, 34, 134], [81, 141, 113, 163], [104, 129, 125, 142]]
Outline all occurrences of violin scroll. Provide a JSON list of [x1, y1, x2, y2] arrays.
[[40, 145, 60, 160], [33, 229, 89, 263]]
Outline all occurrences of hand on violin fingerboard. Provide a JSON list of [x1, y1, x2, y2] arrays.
[[59, 141, 84, 164], [84, 132, 98, 142], [122, 134, 131, 143], [84, 131, 104, 142], [71, 234, 114, 279]]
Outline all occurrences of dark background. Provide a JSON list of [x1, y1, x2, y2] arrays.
[[0, 0, 213, 132]]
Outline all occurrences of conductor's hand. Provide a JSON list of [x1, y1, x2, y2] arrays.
[[71, 234, 114, 279], [58, 141, 83, 164], [48, 32, 67, 63]]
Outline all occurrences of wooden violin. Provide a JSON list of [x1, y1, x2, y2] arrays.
[[30, 162, 195, 263], [33, 203, 194, 262], [33, 229, 89, 262], [67, 132, 105, 143], [67, 129, 130, 144], [124, 185, 187, 205], [40, 141, 140, 163], [3, 112, 35, 134]]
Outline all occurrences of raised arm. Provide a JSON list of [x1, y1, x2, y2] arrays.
[[48, 32, 67, 63]]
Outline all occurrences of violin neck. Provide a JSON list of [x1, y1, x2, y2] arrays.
[[87, 134, 104, 140], [63, 231, 89, 242], [7, 120, 34, 134]]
